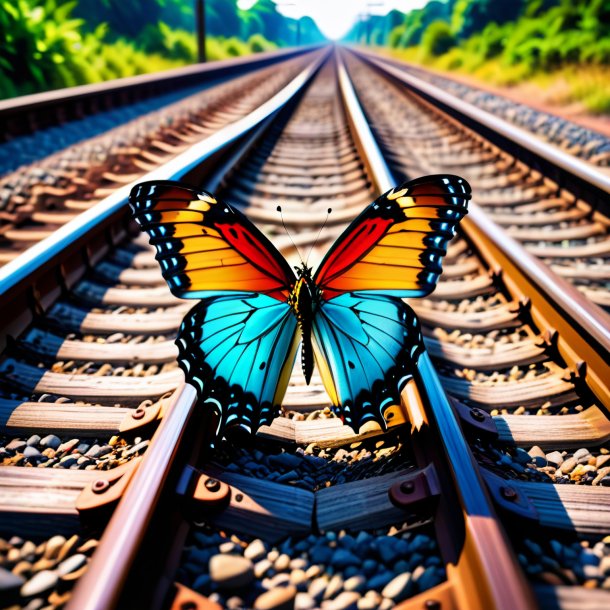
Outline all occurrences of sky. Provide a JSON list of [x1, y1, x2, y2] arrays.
[[236, 0, 429, 40]]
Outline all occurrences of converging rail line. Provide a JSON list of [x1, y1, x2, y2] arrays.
[[0, 45, 608, 610]]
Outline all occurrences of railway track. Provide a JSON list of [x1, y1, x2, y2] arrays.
[[0, 46, 608, 610], [350, 49, 610, 313], [0, 50, 320, 266]]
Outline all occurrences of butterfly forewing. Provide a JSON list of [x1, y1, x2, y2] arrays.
[[313, 174, 470, 300], [129, 181, 297, 300]]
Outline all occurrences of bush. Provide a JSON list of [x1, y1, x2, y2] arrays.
[[224, 37, 251, 58], [420, 21, 457, 58], [248, 33, 276, 54]]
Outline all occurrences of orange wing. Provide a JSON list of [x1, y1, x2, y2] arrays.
[[314, 175, 470, 299], [129, 181, 296, 300]]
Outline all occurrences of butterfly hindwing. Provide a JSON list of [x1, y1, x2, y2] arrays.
[[314, 175, 470, 299], [177, 293, 299, 433], [312, 293, 424, 430], [129, 181, 296, 300]]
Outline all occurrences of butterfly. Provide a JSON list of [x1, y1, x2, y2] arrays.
[[129, 174, 470, 436]]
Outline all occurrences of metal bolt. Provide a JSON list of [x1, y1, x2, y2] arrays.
[[235, 493, 244, 502], [204, 478, 220, 492], [425, 601, 441, 610], [500, 486, 518, 501], [400, 481, 415, 494], [92, 479, 110, 494], [469, 408, 485, 422], [132, 407, 145, 420]]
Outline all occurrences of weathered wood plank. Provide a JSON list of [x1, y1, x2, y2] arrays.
[[495, 406, 610, 449], [0, 399, 127, 436], [316, 467, 424, 532], [0, 358, 182, 402], [202, 470, 314, 543]]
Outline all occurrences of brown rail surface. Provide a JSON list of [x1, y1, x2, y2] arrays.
[[345, 49, 610, 610], [352, 48, 610, 313], [0, 51, 328, 610], [72, 53, 531, 610], [2, 45, 608, 610], [0, 52, 319, 265]]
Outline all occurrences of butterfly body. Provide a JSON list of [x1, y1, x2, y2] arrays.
[[130, 175, 470, 435], [287, 265, 317, 385]]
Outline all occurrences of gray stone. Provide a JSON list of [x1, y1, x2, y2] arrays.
[[124, 440, 149, 458], [560, 457, 577, 474], [23, 446, 41, 458], [57, 554, 87, 576], [85, 445, 103, 458], [26, 435, 41, 447], [58, 439, 79, 453], [514, 448, 531, 465], [295, 593, 316, 610], [324, 574, 344, 599], [377, 536, 400, 564], [254, 559, 273, 579], [20, 570, 58, 597], [344, 575, 366, 592], [44, 535, 66, 559], [209, 554, 254, 589], [269, 452, 303, 469], [274, 553, 291, 571], [327, 591, 361, 610], [367, 572, 394, 590], [382, 572, 412, 601], [219, 541, 237, 554], [308, 577, 327, 602], [276, 470, 298, 483], [245, 539, 267, 561], [0, 566, 25, 592], [573, 448, 591, 462], [254, 585, 297, 610], [330, 549, 360, 568], [192, 574, 211, 591], [5, 439, 26, 452], [416, 567, 443, 591], [527, 446, 545, 459], [40, 435, 61, 450], [546, 451, 564, 467]]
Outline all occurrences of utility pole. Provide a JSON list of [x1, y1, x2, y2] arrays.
[[196, 0, 206, 62]]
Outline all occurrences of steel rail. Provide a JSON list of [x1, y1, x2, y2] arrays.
[[352, 48, 610, 203], [63, 50, 329, 610], [0, 46, 322, 139], [0, 49, 329, 301], [67, 384, 196, 610], [344, 49, 610, 406], [336, 49, 536, 610]]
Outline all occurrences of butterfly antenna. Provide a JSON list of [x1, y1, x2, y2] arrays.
[[305, 208, 332, 267], [277, 205, 304, 262]]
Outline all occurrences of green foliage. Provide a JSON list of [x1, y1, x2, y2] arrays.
[[420, 21, 457, 58], [0, 0, 85, 96], [385, 0, 610, 115], [248, 33, 277, 54], [388, 0, 610, 73], [0, 0, 283, 100], [452, 0, 526, 39], [141, 22, 197, 62]]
